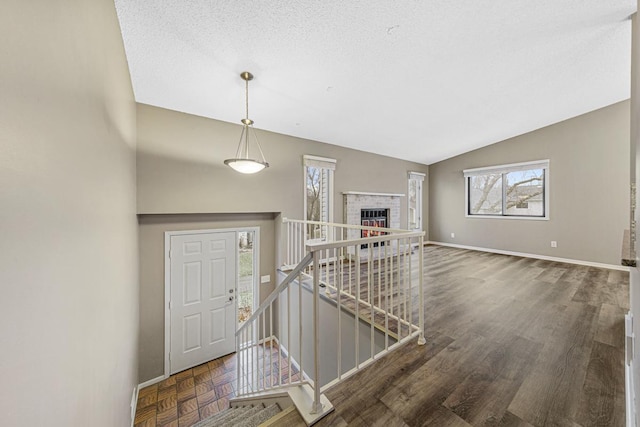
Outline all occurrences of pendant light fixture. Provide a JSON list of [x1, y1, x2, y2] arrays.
[[224, 71, 269, 174]]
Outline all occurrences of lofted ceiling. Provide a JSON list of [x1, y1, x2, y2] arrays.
[[115, 0, 636, 165]]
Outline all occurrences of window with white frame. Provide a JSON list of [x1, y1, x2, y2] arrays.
[[464, 160, 549, 219], [303, 155, 336, 240], [408, 171, 425, 230]]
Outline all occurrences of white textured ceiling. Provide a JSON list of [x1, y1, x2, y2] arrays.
[[115, 0, 636, 165]]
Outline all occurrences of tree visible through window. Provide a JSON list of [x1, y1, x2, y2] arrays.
[[306, 167, 324, 222], [408, 171, 425, 230], [237, 231, 254, 324], [303, 155, 335, 240], [465, 161, 548, 218]]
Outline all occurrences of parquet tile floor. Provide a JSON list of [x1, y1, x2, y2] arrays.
[[133, 342, 297, 427]]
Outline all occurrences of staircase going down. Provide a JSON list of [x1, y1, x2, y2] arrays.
[[192, 403, 282, 427], [231, 219, 426, 425]]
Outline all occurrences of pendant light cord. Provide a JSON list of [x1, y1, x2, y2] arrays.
[[246, 78, 251, 158], [245, 77, 249, 120], [224, 71, 269, 172]]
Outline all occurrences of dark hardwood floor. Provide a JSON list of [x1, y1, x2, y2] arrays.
[[289, 245, 629, 427]]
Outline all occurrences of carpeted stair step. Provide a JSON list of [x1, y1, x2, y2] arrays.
[[193, 405, 256, 427], [193, 402, 283, 427], [235, 403, 281, 427], [219, 404, 266, 427], [217, 405, 259, 427]]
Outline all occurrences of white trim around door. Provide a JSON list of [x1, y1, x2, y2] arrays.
[[164, 227, 260, 379]]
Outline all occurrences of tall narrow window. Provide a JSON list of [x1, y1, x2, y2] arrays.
[[304, 155, 336, 241], [464, 160, 549, 219], [237, 230, 255, 324], [408, 171, 425, 231]]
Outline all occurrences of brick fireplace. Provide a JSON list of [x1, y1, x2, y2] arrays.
[[343, 191, 403, 257], [360, 208, 388, 248]]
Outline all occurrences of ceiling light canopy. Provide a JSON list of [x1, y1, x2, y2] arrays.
[[224, 71, 269, 174]]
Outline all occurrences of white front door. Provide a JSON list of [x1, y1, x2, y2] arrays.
[[169, 231, 236, 374]]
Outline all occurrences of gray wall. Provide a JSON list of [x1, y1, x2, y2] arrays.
[[429, 101, 630, 266], [0, 1, 139, 425], [136, 103, 429, 228], [136, 104, 428, 382]]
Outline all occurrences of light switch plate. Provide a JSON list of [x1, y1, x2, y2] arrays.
[[261, 275, 270, 284]]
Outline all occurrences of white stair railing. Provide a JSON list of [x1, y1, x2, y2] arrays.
[[283, 218, 418, 270], [236, 253, 313, 397], [235, 219, 425, 422], [304, 228, 426, 394]]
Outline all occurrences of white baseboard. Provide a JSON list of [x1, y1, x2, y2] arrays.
[[627, 312, 636, 427], [130, 386, 138, 427], [131, 375, 166, 426], [627, 354, 636, 427], [139, 375, 166, 390], [426, 241, 630, 272]]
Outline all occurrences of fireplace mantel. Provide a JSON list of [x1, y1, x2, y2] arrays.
[[342, 191, 405, 197]]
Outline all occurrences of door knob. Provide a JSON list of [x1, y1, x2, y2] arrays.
[[228, 296, 234, 301]]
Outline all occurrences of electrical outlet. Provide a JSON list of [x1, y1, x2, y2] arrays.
[[261, 275, 270, 284], [451, 232, 455, 239], [551, 241, 557, 248]]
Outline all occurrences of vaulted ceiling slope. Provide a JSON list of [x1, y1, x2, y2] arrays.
[[115, 0, 636, 165]]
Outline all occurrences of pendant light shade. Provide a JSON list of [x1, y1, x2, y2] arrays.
[[224, 159, 267, 174], [224, 72, 269, 174]]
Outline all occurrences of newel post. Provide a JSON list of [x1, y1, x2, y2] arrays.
[[418, 234, 426, 345], [311, 249, 324, 413]]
